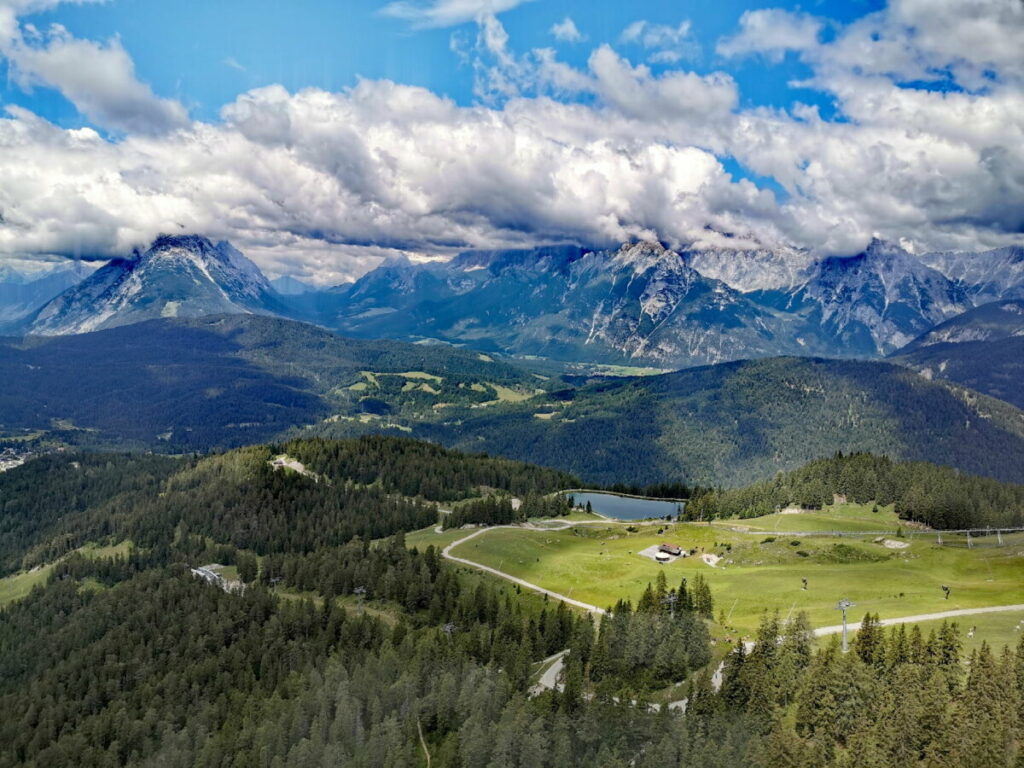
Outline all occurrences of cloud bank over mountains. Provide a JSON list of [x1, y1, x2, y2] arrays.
[[0, 0, 1021, 284]]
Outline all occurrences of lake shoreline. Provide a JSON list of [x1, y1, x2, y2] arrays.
[[559, 488, 689, 503], [563, 489, 686, 521]]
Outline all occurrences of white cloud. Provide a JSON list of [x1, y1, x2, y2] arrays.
[[549, 16, 582, 43], [0, 79, 778, 281], [717, 9, 823, 61], [1, 0, 1023, 283], [619, 19, 698, 63], [586, 46, 736, 132], [380, 0, 534, 28], [1, 20, 188, 135]]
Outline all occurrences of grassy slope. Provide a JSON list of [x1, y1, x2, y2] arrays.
[[0, 541, 132, 607], [891, 609, 1024, 655], [716, 502, 904, 533], [445, 510, 1024, 637]]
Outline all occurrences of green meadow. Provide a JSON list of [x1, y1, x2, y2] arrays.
[[717, 502, 905, 533], [894, 609, 1024, 654], [446, 510, 1024, 637]]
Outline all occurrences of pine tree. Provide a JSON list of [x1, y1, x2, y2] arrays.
[[654, 570, 668, 609], [853, 613, 884, 666], [560, 652, 584, 714], [720, 642, 749, 710], [637, 582, 659, 614], [691, 572, 713, 618]]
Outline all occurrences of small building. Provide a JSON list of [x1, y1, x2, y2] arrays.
[[655, 551, 672, 563], [659, 543, 683, 557]]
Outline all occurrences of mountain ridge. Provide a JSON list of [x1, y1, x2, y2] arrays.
[[325, 237, 991, 366], [5, 314, 1024, 487], [7, 233, 1024, 374]]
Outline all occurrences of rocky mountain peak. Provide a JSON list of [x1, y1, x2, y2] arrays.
[[22, 235, 281, 336]]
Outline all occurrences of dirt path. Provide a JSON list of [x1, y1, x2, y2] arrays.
[[441, 526, 607, 614], [813, 603, 1024, 637], [530, 650, 568, 695]]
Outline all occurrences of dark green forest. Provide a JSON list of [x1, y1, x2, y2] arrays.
[[0, 314, 539, 453], [442, 493, 573, 528], [2, 436, 1024, 766], [894, 336, 1024, 409], [0, 436, 573, 574], [687, 452, 1024, 529]]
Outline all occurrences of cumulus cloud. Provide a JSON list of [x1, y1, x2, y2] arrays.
[[711, 1, 1024, 253], [716, 8, 823, 62], [380, 0, 534, 28], [586, 46, 736, 134], [3, 24, 189, 134], [0, 78, 784, 281], [0, 0, 1023, 282], [549, 16, 582, 43], [0, 3, 188, 136], [619, 19, 698, 63]]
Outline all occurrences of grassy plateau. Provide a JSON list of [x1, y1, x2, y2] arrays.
[[441, 504, 1024, 638]]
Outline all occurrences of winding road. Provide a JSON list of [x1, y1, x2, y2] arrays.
[[442, 524, 607, 614]]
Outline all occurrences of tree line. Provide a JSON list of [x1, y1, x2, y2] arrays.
[[687, 452, 1024, 529], [442, 493, 573, 529]]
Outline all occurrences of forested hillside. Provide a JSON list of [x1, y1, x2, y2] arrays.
[[0, 453, 181, 573], [6, 317, 1024, 489], [687, 452, 1024, 529], [893, 336, 1024, 409], [2, 437, 1024, 766], [417, 357, 1024, 487], [0, 436, 573, 575], [0, 314, 540, 452], [0, 437, 707, 767], [889, 300, 1024, 409]]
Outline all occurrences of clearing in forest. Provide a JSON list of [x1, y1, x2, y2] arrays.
[[442, 505, 1024, 635]]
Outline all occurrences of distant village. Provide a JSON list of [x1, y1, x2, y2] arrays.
[[0, 447, 32, 473]]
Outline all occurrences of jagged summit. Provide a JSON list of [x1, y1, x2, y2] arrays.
[[24, 234, 285, 336], [921, 245, 1024, 304]]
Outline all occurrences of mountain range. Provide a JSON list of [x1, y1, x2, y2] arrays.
[[3, 232, 1024, 485], [323, 237, 993, 366], [0, 262, 92, 326], [6, 234, 1022, 372]]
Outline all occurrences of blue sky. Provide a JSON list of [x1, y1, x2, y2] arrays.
[[5, 0, 881, 127], [0, 0, 1020, 283]]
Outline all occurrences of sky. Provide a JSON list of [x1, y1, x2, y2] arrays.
[[0, 0, 1021, 284]]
